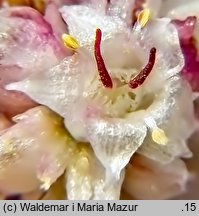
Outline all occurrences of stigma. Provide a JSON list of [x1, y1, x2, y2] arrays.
[[94, 28, 113, 89], [129, 47, 156, 89]]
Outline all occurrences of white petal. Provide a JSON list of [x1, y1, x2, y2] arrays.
[[66, 144, 124, 200], [159, 0, 199, 19], [60, 5, 127, 46], [160, 0, 199, 41], [143, 0, 162, 18], [87, 117, 147, 182], [133, 18, 184, 78], [108, 0, 135, 25], [6, 53, 93, 141], [137, 77, 196, 163], [88, 0, 108, 14]]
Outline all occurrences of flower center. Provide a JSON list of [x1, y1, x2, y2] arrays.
[[94, 28, 156, 90], [62, 28, 157, 118], [83, 29, 157, 118]]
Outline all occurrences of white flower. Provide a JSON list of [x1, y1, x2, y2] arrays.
[[145, 0, 199, 44], [6, 0, 196, 199]]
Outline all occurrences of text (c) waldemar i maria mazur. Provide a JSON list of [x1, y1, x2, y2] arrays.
[[76, 203, 139, 211]]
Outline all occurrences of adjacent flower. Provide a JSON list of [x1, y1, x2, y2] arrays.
[[6, 1, 196, 199], [143, 0, 199, 92], [0, 6, 67, 117], [0, 106, 75, 195], [124, 154, 190, 199]]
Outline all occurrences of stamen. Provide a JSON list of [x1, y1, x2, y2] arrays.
[[144, 117, 168, 145], [129, 47, 156, 89], [152, 128, 168, 145], [137, 8, 151, 29], [62, 34, 79, 50], [94, 28, 113, 88], [132, 0, 145, 26]]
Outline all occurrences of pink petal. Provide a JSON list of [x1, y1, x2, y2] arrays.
[[172, 17, 199, 91], [123, 155, 190, 199], [44, 2, 68, 40], [172, 16, 197, 41], [0, 6, 66, 72], [0, 6, 68, 117], [0, 88, 37, 118]]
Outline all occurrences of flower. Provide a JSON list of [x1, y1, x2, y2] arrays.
[[0, 4, 72, 197], [0, 6, 67, 117], [5, 0, 196, 199], [0, 106, 75, 195], [124, 154, 190, 199], [142, 0, 199, 92]]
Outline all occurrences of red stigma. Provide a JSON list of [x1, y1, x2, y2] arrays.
[[94, 28, 113, 88], [129, 47, 156, 89]]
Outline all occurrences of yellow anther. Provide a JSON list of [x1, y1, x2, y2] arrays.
[[152, 128, 168, 145], [137, 8, 151, 28], [62, 34, 79, 50]]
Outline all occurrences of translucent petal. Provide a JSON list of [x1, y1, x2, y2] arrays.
[[159, 0, 199, 19], [60, 4, 127, 46], [0, 7, 65, 73], [6, 52, 94, 141], [133, 18, 184, 78], [66, 143, 124, 200], [0, 106, 75, 195], [137, 77, 196, 163], [0, 6, 67, 116], [142, 0, 162, 18], [87, 118, 147, 181], [108, 0, 135, 25]]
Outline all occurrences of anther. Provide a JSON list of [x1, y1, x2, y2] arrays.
[[62, 34, 79, 50], [137, 8, 151, 29], [144, 117, 168, 145]]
